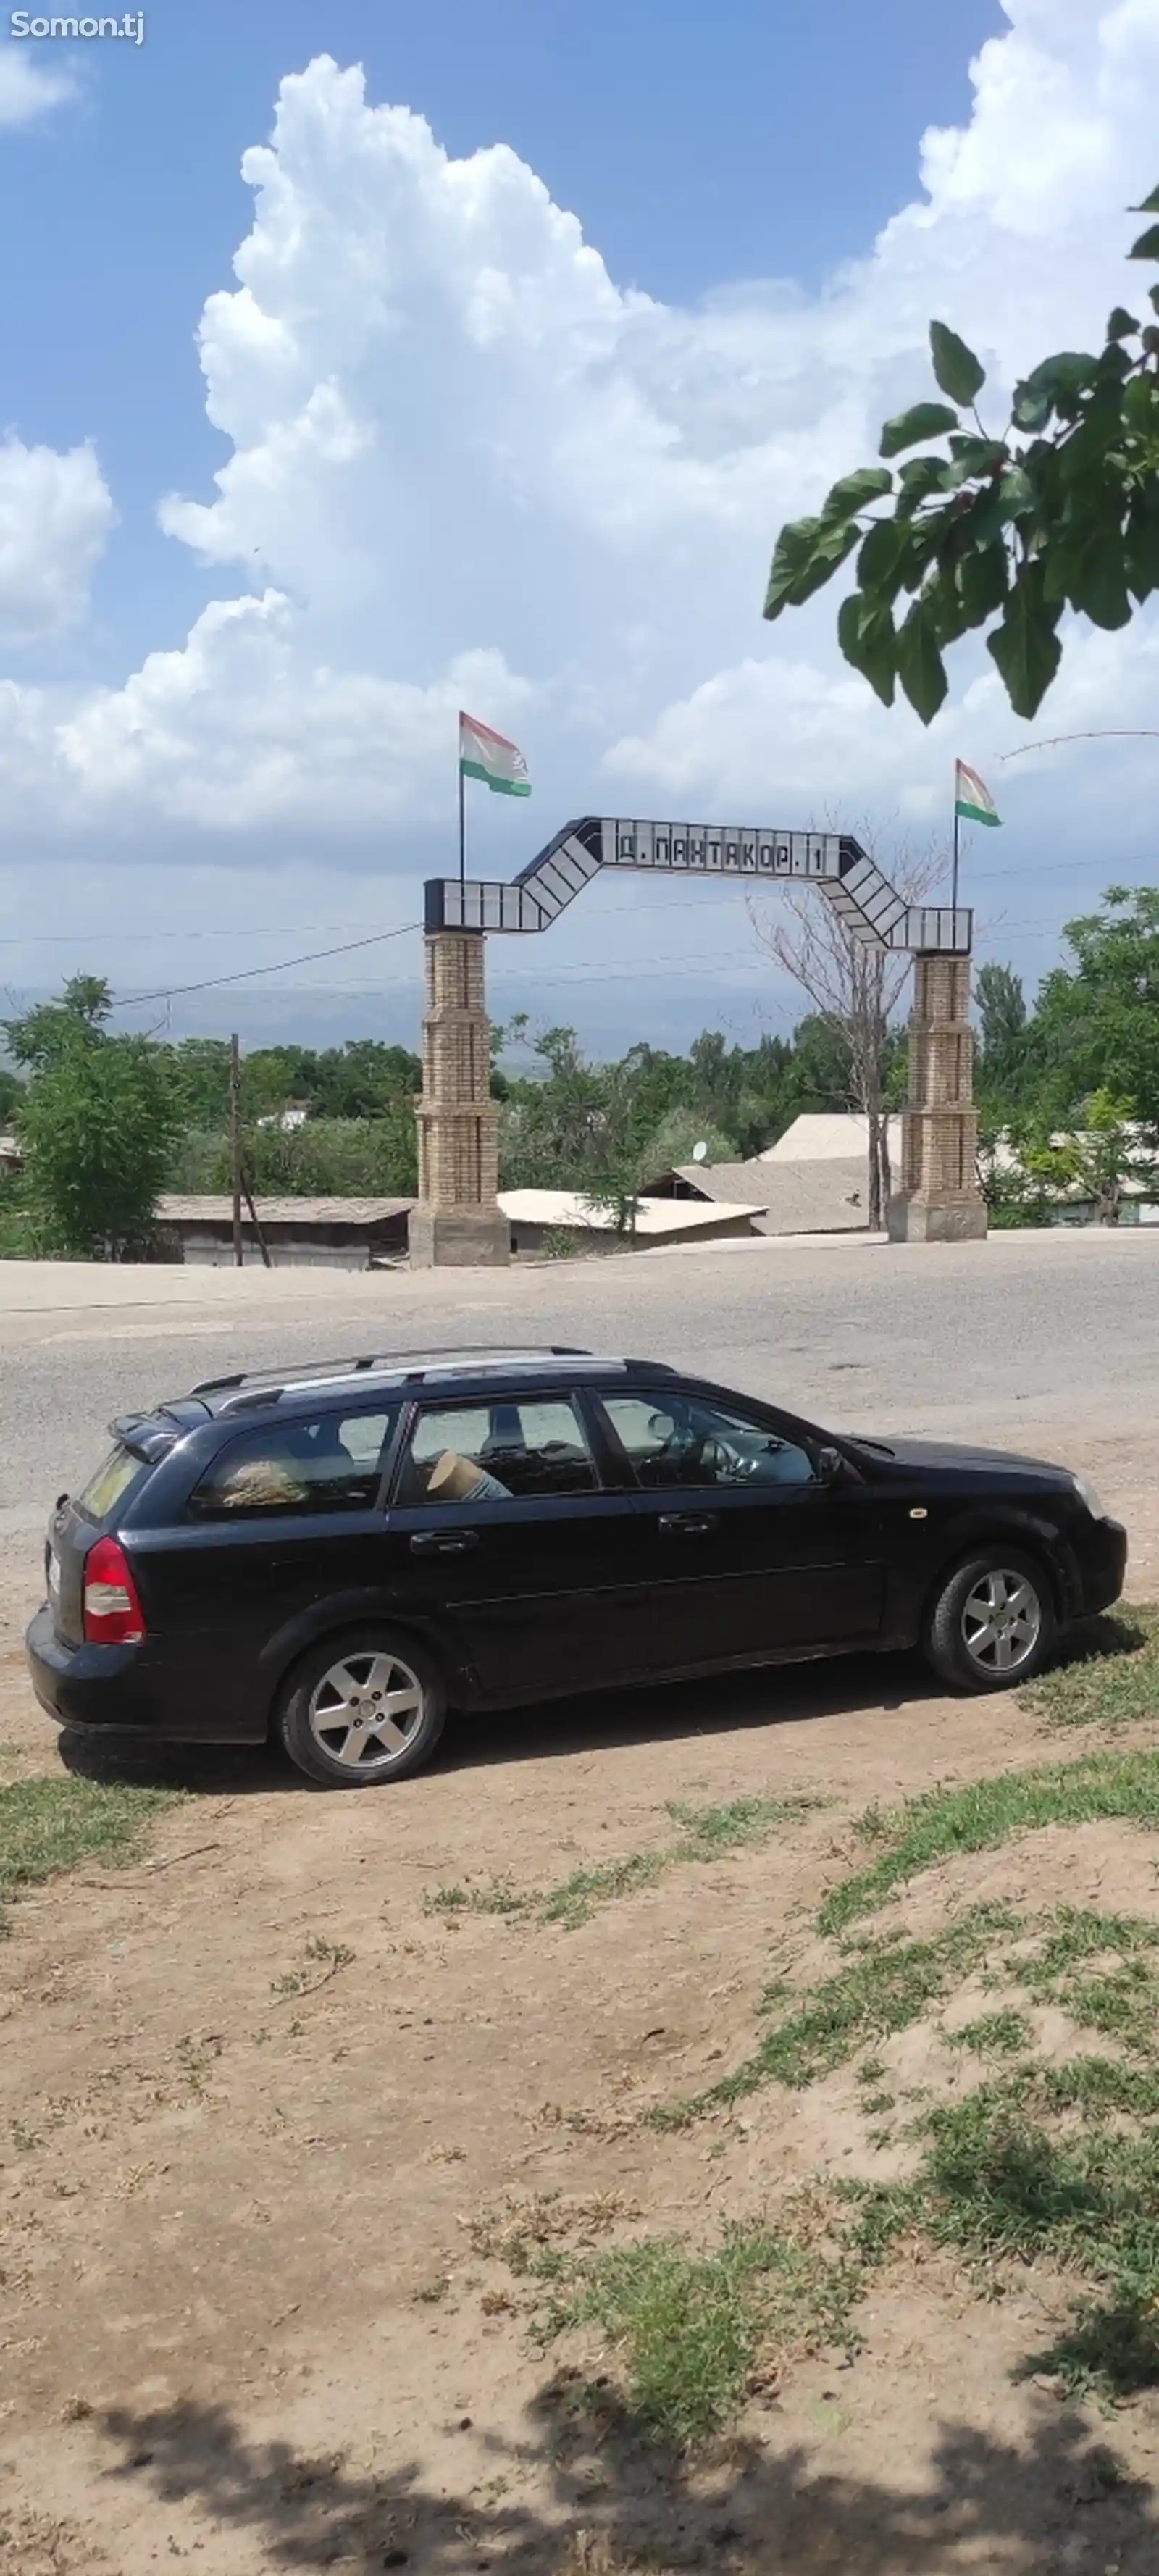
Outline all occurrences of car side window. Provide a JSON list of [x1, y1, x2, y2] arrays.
[[599, 1392, 816, 1492], [396, 1394, 599, 1505], [188, 1409, 396, 1518]]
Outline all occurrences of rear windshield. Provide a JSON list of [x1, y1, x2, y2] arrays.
[[76, 1445, 143, 1521]]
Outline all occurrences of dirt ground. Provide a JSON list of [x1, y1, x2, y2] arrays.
[[1, 1420, 1159, 2575]]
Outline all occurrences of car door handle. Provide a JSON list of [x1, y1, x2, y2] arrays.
[[409, 1529, 480, 1556], [658, 1512, 717, 1537]]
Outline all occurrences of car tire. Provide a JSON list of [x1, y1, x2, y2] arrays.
[[923, 1547, 1056, 1694], [276, 1626, 446, 1788]]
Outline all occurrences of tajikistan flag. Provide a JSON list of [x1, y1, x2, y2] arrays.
[[459, 710, 531, 798], [955, 758, 1000, 828]]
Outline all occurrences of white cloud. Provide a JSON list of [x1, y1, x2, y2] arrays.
[[3, 1, 1159, 911], [0, 49, 75, 128], [0, 436, 114, 642]]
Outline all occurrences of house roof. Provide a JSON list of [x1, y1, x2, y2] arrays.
[[748, 1158, 871, 1235], [158, 1196, 414, 1227], [759, 1113, 903, 1164], [668, 1159, 771, 1206], [496, 1189, 761, 1236]]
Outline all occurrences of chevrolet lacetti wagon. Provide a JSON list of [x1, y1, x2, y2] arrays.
[[26, 1345, 1127, 1790]]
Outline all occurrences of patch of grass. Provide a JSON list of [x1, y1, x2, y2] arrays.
[[270, 1934, 354, 1997], [424, 1876, 528, 1919], [902, 2081, 1159, 2399], [1016, 1905, 1159, 2056], [537, 1795, 821, 1932], [537, 2212, 861, 2450], [658, 1904, 1019, 2122], [0, 1774, 175, 1932], [821, 1748, 1159, 1933], [947, 2010, 1033, 2058], [1024, 1605, 1159, 1734]]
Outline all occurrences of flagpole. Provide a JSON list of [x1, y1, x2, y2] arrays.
[[951, 782, 961, 918], [458, 714, 466, 890]]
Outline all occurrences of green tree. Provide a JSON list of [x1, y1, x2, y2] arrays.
[[1023, 1089, 1149, 1226], [975, 963, 1033, 1122], [0, 1066, 25, 1128], [4, 974, 114, 1070], [763, 188, 1159, 720], [16, 1023, 181, 1260], [1029, 887, 1159, 1135]]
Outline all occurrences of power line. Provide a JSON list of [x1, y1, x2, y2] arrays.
[[116, 920, 423, 1008]]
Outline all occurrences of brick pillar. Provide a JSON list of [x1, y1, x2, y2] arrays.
[[887, 953, 988, 1244], [409, 931, 510, 1267]]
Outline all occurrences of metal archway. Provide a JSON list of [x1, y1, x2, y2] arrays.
[[424, 813, 971, 957], [412, 813, 985, 1264]]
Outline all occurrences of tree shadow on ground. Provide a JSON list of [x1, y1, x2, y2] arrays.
[[91, 2380, 1159, 2574], [54, 1649, 944, 1799]]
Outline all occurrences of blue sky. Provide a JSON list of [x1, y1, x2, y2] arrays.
[[0, 0, 1004, 678], [0, 0, 1156, 1055]]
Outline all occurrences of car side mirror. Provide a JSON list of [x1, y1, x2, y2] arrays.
[[815, 1445, 847, 1485]]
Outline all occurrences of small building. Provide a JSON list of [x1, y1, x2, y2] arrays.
[[496, 1188, 767, 1256], [156, 1195, 414, 1271], [0, 1133, 22, 1178], [643, 1155, 873, 1238]]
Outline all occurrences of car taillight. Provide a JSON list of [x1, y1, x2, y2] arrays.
[[83, 1536, 146, 1645]]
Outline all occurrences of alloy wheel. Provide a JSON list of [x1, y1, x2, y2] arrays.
[[961, 1568, 1042, 1676], [307, 1647, 426, 1773]]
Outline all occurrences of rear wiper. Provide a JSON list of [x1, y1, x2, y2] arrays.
[[851, 1436, 895, 1458]]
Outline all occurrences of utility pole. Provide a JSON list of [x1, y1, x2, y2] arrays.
[[229, 1033, 244, 1268]]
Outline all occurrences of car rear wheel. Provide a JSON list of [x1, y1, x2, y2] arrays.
[[277, 1627, 446, 1787], [924, 1548, 1055, 1694]]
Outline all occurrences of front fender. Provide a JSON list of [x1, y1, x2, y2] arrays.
[[918, 1506, 1081, 1628]]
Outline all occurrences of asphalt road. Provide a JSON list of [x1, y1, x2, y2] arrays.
[[2, 1228, 1156, 1541]]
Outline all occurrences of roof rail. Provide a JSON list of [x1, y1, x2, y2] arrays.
[[191, 1344, 593, 1399]]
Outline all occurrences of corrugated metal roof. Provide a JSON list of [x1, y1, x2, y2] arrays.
[[761, 1113, 903, 1164], [158, 1196, 414, 1226], [496, 1189, 761, 1236]]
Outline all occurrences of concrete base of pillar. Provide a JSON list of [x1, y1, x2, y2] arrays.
[[408, 1205, 511, 1268], [887, 1192, 989, 1245]]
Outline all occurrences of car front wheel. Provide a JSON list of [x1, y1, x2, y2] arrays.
[[924, 1548, 1055, 1694], [276, 1627, 446, 1787]]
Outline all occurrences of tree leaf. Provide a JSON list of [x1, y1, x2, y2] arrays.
[[958, 540, 1009, 623], [895, 598, 948, 724], [857, 517, 907, 596], [879, 401, 960, 460], [986, 563, 1063, 719], [837, 592, 897, 706], [1131, 184, 1159, 214], [1013, 354, 1101, 427], [1059, 524, 1131, 630], [943, 435, 1008, 488], [1126, 490, 1159, 603], [922, 567, 969, 648], [763, 514, 823, 619], [929, 321, 987, 405], [895, 454, 953, 517], [818, 466, 894, 524], [1107, 305, 1142, 340], [1130, 224, 1159, 260]]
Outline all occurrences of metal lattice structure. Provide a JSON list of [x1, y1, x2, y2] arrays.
[[424, 815, 971, 957]]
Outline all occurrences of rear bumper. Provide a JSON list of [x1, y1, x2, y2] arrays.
[[1076, 1515, 1129, 1620], [25, 1606, 264, 1744]]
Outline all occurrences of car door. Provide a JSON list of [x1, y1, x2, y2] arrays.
[[377, 1389, 646, 1702], [590, 1386, 887, 1680]]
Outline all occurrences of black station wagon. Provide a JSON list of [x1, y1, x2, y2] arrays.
[[26, 1345, 1127, 1789]]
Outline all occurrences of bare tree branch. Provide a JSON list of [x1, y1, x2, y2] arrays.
[[748, 818, 947, 1229]]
